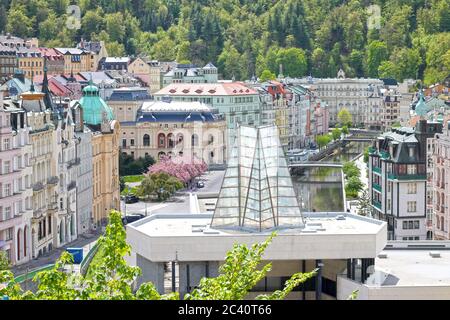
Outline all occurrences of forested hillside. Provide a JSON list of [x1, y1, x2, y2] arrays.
[[0, 0, 449, 84]]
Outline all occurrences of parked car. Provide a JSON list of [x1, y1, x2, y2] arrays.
[[122, 213, 145, 225], [197, 181, 205, 188], [125, 195, 139, 203]]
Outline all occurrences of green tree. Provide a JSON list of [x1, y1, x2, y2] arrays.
[[6, 5, 33, 38], [345, 176, 363, 199], [311, 47, 329, 78], [337, 108, 353, 127], [105, 12, 126, 43], [357, 189, 371, 216], [259, 69, 276, 82], [137, 173, 183, 202], [0, 211, 315, 300], [343, 162, 360, 179], [106, 41, 126, 57], [378, 61, 398, 79], [367, 41, 389, 78], [218, 41, 244, 80], [0, 250, 10, 271], [331, 127, 342, 141], [316, 134, 332, 150], [341, 125, 349, 135], [81, 8, 105, 40], [275, 47, 307, 78], [380, 5, 412, 50]]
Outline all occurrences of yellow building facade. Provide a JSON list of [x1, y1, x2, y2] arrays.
[[17, 49, 45, 79]]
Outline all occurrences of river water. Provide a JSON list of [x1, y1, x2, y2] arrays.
[[292, 142, 369, 212]]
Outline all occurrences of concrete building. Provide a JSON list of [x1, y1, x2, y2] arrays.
[[380, 89, 401, 130], [128, 58, 176, 94], [0, 34, 38, 50], [368, 120, 442, 240], [75, 81, 120, 229], [432, 120, 450, 240], [0, 99, 33, 266], [71, 103, 93, 235], [119, 100, 227, 164], [16, 48, 44, 80], [0, 44, 17, 83], [37, 48, 64, 76], [99, 57, 130, 71], [77, 40, 108, 72], [154, 82, 260, 141], [286, 70, 384, 128], [162, 63, 218, 87], [126, 125, 388, 300], [106, 87, 151, 123], [54, 48, 95, 74]]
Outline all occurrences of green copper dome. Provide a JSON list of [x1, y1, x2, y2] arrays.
[[415, 90, 429, 117], [79, 81, 115, 125]]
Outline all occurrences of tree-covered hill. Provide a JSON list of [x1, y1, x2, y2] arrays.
[[0, 0, 448, 84]]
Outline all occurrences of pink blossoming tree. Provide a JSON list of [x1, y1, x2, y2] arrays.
[[147, 155, 208, 184]]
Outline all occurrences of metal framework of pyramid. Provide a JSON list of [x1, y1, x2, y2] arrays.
[[211, 125, 304, 232]]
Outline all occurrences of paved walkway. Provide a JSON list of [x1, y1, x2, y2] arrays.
[[11, 232, 100, 277]]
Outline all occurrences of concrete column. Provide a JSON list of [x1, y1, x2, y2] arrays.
[[315, 259, 323, 300], [178, 261, 220, 298], [136, 254, 165, 294]]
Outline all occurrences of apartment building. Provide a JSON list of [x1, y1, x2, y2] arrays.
[[0, 44, 17, 83], [75, 82, 120, 228], [432, 120, 450, 240], [0, 100, 33, 266], [16, 48, 44, 80], [368, 120, 442, 240]]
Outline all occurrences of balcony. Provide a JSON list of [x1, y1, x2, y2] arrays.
[[32, 181, 44, 192], [67, 181, 76, 191], [372, 166, 381, 174], [387, 173, 427, 181], [372, 183, 382, 192], [67, 158, 80, 168], [47, 176, 59, 185], [372, 200, 382, 210]]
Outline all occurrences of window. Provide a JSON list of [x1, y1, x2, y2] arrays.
[[4, 184, 11, 197], [130, 139, 135, 146], [143, 134, 150, 146], [407, 201, 416, 212], [407, 183, 417, 194], [122, 139, 127, 148], [414, 221, 419, 229], [407, 165, 417, 175], [3, 138, 10, 150], [402, 221, 408, 229]]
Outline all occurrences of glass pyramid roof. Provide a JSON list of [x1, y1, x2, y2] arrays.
[[211, 125, 304, 232]]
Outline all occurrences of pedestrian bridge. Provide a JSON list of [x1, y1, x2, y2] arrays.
[[288, 162, 343, 168]]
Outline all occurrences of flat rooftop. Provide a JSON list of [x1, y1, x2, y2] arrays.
[[127, 212, 387, 262], [132, 212, 385, 238], [369, 245, 450, 287]]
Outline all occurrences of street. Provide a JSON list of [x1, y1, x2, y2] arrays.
[[121, 170, 225, 215]]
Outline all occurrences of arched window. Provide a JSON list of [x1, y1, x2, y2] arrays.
[[191, 134, 199, 147], [17, 229, 22, 261], [24, 226, 27, 257], [176, 134, 184, 147], [143, 134, 150, 146], [158, 151, 166, 159], [158, 133, 166, 148], [167, 134, 175, 148]]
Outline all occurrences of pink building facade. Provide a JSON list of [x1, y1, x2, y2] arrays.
[[433, 120, 450, 240], [0, 101, 33, 265]]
